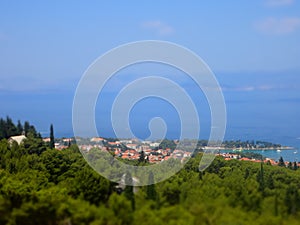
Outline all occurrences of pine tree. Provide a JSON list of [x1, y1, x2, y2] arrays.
[[0, 118, 7, 139], [50, 124, 55, 149], [17, 120, 23, 135], [285, 185, 300, 215], [6, 116, 17, 137]]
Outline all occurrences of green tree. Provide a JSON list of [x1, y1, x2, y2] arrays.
[[139, 150, 146, 163], [23, 133, 46, 155], [293, 161, 298, 170], [108, 193, 133, 225], [5, 116, 18, 137], [49, 124, 55, 149], [124, 171, 135, 210], [71, 166, 111, 205], [146, 171, 157, 201], [159, 139, 176, 151], [278, 156, 285, 167], [257, 162, 264, 194], [285, 185, 300, 215], [24, 121, 30, 136], [17, 120, 23, 135]]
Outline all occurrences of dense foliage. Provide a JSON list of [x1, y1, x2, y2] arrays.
[[1, 118, 300, 224], [0, 117, 39, 139], [0, 138, 300, 225]]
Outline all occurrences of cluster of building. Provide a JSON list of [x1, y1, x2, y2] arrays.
[[39, 136, 299, 167], [78, 137, 192, 163], [42, 137, 73, 150]]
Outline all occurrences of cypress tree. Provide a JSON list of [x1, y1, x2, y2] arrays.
[[24, 121, 30, 136], [257, 162, 265, 194], [139, 150, 145, 163], [293, 161, 298, 170], [274, 192, 278, 216], [124, 171, 135, 210], [278, 157, 285, 167], [50, 124, 55, 149], [146, 171, 157, 201], [287, 161, 293, 170]]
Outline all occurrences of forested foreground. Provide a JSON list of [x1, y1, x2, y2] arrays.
[[1, 137, 300, 225]]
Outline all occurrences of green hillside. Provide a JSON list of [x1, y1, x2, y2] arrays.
[[1, 135, 300, 225]]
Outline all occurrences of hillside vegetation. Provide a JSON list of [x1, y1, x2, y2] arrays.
[[1, 137, 300, 225]]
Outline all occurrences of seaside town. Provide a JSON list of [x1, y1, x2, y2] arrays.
[[41, 136, 299, 167]]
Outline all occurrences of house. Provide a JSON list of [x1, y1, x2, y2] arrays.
[[43, 137, 50, 142], [115, 174, 139, 193], [150, 142, 160, 148], [90, 137, 104, 142], [9, 135, 26, 145], [126, 143, 138, 150]]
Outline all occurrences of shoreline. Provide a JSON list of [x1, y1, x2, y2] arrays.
[[218, 146, 295, 151]]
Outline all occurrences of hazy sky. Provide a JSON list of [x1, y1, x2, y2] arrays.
[[0, 1, 300, 146]]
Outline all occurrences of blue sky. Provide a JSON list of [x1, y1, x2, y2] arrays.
[[0, 1, 300, 146]]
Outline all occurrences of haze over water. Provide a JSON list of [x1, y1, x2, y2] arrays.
[[0, 1, 299, 149]]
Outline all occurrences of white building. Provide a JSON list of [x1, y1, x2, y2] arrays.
[[9, 135, 27, 145]]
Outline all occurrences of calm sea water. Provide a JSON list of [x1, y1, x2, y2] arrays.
[[221, 148, 300, 163]]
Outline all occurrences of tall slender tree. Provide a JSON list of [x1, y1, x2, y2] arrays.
[[293, 161, 298, 170], [146, 171, 157, 201], [138, 150, 146, 163], [24, 121, 30, 136], [288, 162, 293, 170], [50, 124, 55, 149], [278, 156, 285, 167], [257, 162, 265, 194], [124, 171, 135, 210]]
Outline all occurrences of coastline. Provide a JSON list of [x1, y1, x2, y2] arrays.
[[217, 146, 294, 151]]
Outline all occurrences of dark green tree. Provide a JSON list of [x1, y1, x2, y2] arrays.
[[123, 171, 135, 210], [293, 161, 298, 170], [285, 185, 300, 215], [138, 150, 146, 163], [49, 124, 55, 149], [5, 116, 17, 137], [24, 121, 30, 136], [257, 162, 265, 194], [17, 120, 23, 135], [72, 166, 111, 205], [0, 118, 7, 139], [278, 156, 285, 167], [146, 171, 157, 201], [244, 167, 250, 179], [159, 139, 176, 151], [266, 173, 275, 189], [274, 192, 278, 216]]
